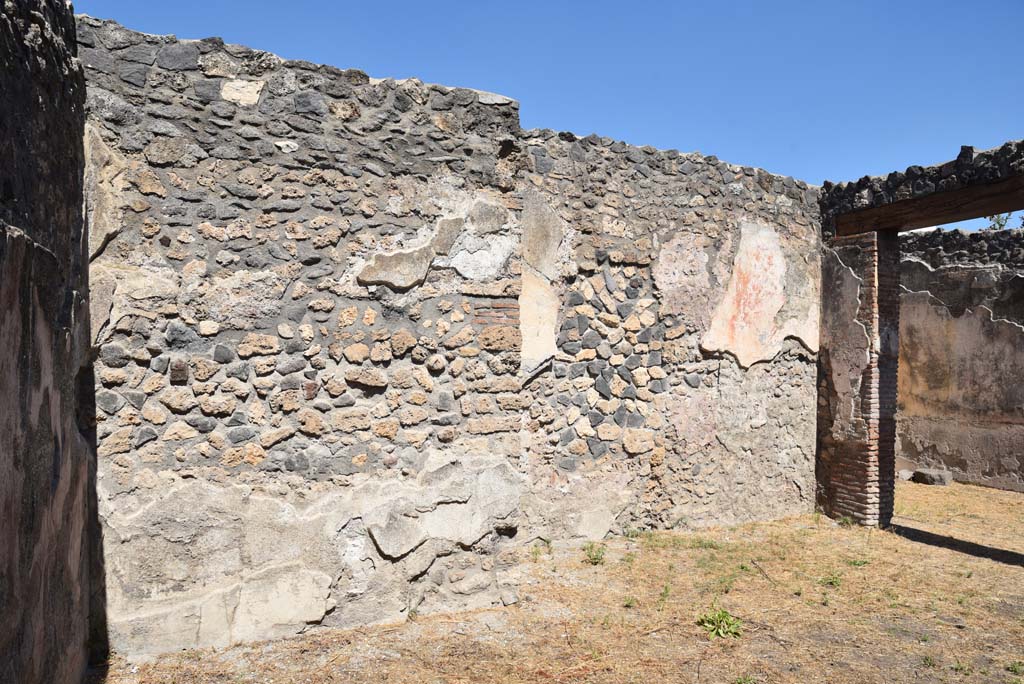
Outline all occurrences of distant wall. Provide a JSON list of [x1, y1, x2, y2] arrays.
[[898, 228, 1024, 492], [79, 15, 821, 656], [0, 3, 94, 683]]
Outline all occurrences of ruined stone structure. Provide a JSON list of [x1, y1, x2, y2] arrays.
[[77, 15, 822, 655], [898, 228, 1024, 492], [2, 3, 1022, 676], [817, 141, 1024, 525], [0, 2, 95, 683]]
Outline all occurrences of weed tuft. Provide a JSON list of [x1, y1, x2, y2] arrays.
[[655, 583, 671, 611], [530, 538, 552, 562], [818, 572, 842, 587], [582, 542, 606, 566], [951, 660, 973, 675], [689, 536, 721, 550], [696, 606, 742, 639]]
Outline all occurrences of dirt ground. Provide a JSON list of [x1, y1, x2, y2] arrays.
[[90, 481, 1024, 684]]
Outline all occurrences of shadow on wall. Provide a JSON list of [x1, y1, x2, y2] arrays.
[[81, 360, 111, 678], [0, 227, 108, 683], [0, 1, 108, 682]]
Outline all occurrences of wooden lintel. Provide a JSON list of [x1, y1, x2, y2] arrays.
[[835, 174, 1024, 236]]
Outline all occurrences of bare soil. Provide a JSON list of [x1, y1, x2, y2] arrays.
[[90, 482, 1024, 684]]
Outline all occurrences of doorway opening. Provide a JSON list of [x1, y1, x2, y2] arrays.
[[815, 141, 1024, 527]]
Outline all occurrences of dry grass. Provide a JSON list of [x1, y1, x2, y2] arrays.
[[91, 482, 1024, 684]]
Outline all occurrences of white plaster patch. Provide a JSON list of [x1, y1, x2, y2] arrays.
[[447, 234, 516, 281], [357, 243, 435, 290], [221, 79, 265, 106], [231, 564, 333, 644], [576, 506, 615, 541], [473, 89, 517, 106], [519, 269, 559, 373]]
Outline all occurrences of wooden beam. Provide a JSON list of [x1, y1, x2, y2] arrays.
[[835, 174, 1024, 236]]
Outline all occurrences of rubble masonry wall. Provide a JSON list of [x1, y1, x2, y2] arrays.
[[78, 15, 822, 655]]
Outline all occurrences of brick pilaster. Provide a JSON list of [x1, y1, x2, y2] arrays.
[[875, 230, 899, 526], [817, 230, 899, 526]]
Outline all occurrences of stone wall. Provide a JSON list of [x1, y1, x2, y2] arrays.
[[897, 228, 1024, 491], [520, 131, 822, 530], [0, 2, 94, 683], [902, 227, 1024, 272], [78, 15, 822, 656]]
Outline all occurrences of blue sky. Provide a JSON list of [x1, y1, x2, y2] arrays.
[[76, 0, 1023, 227]]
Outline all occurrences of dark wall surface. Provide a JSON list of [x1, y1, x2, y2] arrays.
[[0, 2, 94, 683]]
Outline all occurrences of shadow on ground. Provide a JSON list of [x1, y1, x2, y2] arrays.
[[889, 524, 1024, 567]]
